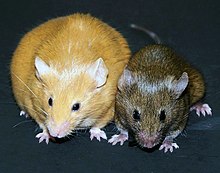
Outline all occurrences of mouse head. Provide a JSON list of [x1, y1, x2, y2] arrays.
[[116, 69, 188, 148], [34, 56, 108, 138]]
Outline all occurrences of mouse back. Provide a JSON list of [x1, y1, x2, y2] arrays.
[[125, 45, 205, 104]]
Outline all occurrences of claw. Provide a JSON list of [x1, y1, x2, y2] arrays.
[[36, 130, 50, 144], [19, 110, 29, 118], [89, 127, 107, 141], [108, 133, 128, 146], [159, 141, 179, 153], [190, 103, 212, 117]]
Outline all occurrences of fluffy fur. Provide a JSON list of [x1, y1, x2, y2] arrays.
[[11, 13, 131, 142]]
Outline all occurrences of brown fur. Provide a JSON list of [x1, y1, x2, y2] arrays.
[[11, 13, 131, 137], [115, 44, 205, 146]]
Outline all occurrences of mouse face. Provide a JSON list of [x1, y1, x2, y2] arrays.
[[34, 57, 108, 138], [116, 69, 189, 148]]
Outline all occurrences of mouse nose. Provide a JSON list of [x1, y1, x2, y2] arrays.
[[48, 121, 70, 138], [143, 139, 155, 148], [138, 132, 158, 148]]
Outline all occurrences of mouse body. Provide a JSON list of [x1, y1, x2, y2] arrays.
[[109, 44, 212, 152], [10, 13, 131, 143]]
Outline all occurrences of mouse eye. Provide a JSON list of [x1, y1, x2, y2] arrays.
[[48, 97, 53, 107], [159, 110, 166, 121], [133, 109, 140, 121], [72, 103, 80, 111]]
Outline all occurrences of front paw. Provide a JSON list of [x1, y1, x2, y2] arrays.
[[35, 130, 51, 144], [159, 140, 179, 153], [19, 110, 29, 118], [89, 127, 107, 141], [190, 103, 212, 116], [108, 133, 128, 146]]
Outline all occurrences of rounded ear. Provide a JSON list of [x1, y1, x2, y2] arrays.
[[88, 58, 108, 88], [118, 68, 134, 91], [172, 72, 189, 99], [35, 56, 51, 79]]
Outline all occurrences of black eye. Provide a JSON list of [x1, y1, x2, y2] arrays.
[[72, 103, 80, 111], [48, 97, 53, 107], [159, 110, 166, 121], [133, 109, 140, 121]]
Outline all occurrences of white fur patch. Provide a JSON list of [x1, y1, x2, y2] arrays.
[[50, 63, 88, 82], [80, 117, 96, 127], [138, 76, 175, 94]]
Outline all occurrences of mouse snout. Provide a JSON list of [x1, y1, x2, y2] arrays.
[[137, 132, 160, 148], [47, 121, 70, 138]]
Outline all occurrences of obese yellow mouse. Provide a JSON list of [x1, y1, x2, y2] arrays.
[[10, 13, 131, 144]]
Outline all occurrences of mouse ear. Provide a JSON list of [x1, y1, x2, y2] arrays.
[[172, 72, 189, 98], [35, 56, 51, 79], [118, 68, 134, 90], [88, 58, 108, 88]]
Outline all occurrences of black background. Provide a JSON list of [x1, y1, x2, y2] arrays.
[[0, 0, 220, 173]]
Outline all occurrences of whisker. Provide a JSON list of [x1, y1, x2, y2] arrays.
[[12, 119, 33, 128], [11, 72, 39, 100], [66, 135, 71, 140], [12, 87, 45, 113], [19, 103, 47, 117], [13, 86, 32, 95], [32, 104, 48, 116], [13, 86, 44, 101]]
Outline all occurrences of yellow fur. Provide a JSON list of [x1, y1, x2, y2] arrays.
[[11, 13, 131, 137]]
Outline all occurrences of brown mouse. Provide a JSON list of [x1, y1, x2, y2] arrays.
[[10, 13, 131, 144], [108, 25, 212, 152]]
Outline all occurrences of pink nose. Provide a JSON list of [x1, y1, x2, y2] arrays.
[[48, 121, 70, 138], [143, 140, 155, 148], [138, 132, 158, 148]]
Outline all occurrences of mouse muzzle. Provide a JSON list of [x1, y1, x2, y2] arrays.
[[47, 120, 71, 138], [137, 132, 160, 148]]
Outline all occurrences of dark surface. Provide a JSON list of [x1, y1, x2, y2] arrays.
[[0, 0, 220, 173]]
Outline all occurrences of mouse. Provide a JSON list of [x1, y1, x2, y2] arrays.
[[10, 13, 131, 144], [108, 24, 212, 153]]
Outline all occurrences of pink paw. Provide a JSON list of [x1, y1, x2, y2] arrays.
[[19, 110, 29, 118], [190, 103, 212, 116], [89, 127, 107, 141], [108, 133, 128, 145], [159, 141, 179, 153], [36, 130, 50, 144]]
